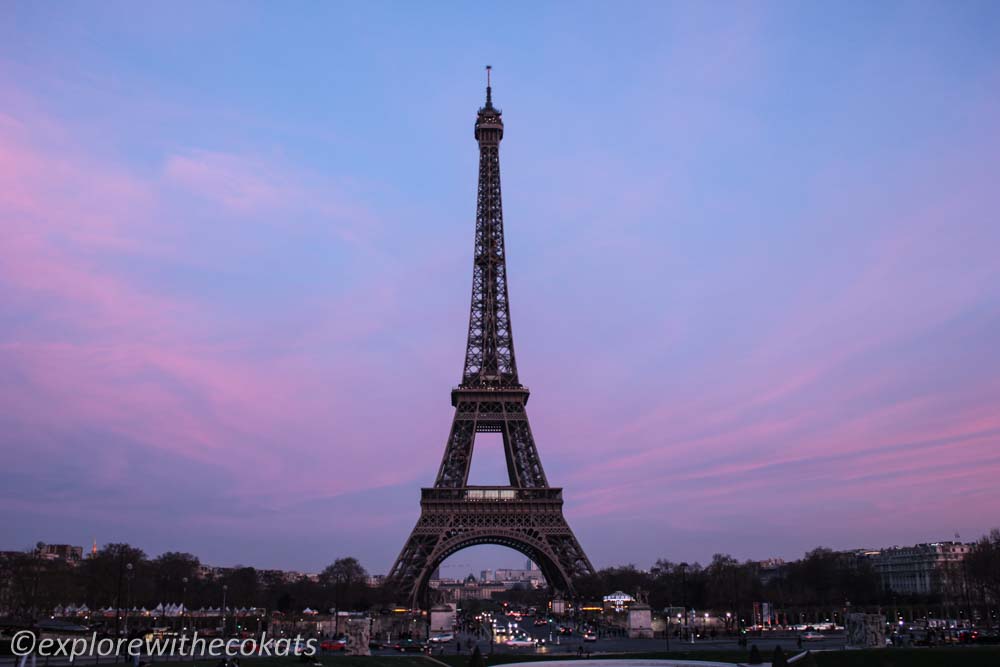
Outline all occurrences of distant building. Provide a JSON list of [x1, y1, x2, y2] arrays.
[[258, 568, 312, 584], [755, 559, 785, 586], [494, 567, 545, 587], [834, 542, 970, 596], [429, 572, 519, 601], [198, 565, 233, 579], [193, 564, 318, 584], [865, 542, 970, 596], [37, 544, 83, 562]]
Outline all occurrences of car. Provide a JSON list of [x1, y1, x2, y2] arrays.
[[320, 639, 346, 651], [392, 639, 427, 652], [504, 637, 537, 647], [582, 632, 597, 642], [558, 626, 573, 635], [534, 619, 548, 627], [802, 631, 824, 641], [428, 633, 454, 644], [368, 640, 385, 650]]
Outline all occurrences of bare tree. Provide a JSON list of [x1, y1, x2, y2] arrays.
[[320, 557, 368, 635], [965, 529, 1000, 629]]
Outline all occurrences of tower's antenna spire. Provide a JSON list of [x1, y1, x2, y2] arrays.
[[485, 65, 492, 106]]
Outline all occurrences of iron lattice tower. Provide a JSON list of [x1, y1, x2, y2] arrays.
[[387, 71, 594, 609]]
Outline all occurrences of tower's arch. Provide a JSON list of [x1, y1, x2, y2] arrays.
[[414, 530, 570, 608]]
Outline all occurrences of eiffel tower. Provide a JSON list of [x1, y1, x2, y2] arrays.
[[387, 69, 594, 609]]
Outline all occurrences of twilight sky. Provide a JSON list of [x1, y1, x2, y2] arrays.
[[2, 2, 1000, 577]]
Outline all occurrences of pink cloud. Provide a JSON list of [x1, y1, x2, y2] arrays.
[[164, 150, 291, 213], [161, 148, 382, 246], [0, 93, 415, 517]]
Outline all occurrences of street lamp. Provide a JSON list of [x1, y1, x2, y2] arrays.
[[32, 542, 45, 623], [115, 551, 129, 637], [124, 563, 134, 636], [222, 585, 228, 639], [181, 577, 189, 635]]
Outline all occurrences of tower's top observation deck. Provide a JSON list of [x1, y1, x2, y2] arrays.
[[475, 65, 503, 143]]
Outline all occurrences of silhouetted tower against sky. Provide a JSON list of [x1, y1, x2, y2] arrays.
[[387, 69, 594, 609]]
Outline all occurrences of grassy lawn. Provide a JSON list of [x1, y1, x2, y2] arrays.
[[443, 647, 1000, 667], [154, 657, 439, 667], [149, 646, 1000, 667], [812, 647, 1000, 667], [150, 653, 749, 667], [433, 651, 750, 665]]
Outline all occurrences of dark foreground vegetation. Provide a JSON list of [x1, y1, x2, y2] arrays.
[[5, 531, 1000, 626]]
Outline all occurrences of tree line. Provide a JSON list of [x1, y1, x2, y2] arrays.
[[0, 544, 377, 623], [574, 531, 1000, 626], [2, 529, 998, 625]]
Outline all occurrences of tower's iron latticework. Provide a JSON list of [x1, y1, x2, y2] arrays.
[[387, 73, 594, 609]]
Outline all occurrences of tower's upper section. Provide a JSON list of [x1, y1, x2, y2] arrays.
[[461, 68, 519, 389], [475, 67, 503, 145]]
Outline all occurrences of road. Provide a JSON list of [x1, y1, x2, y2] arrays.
[[385, 624, 848, 658]]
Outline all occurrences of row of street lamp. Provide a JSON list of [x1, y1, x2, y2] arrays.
[[664, 609, 735, 650]]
